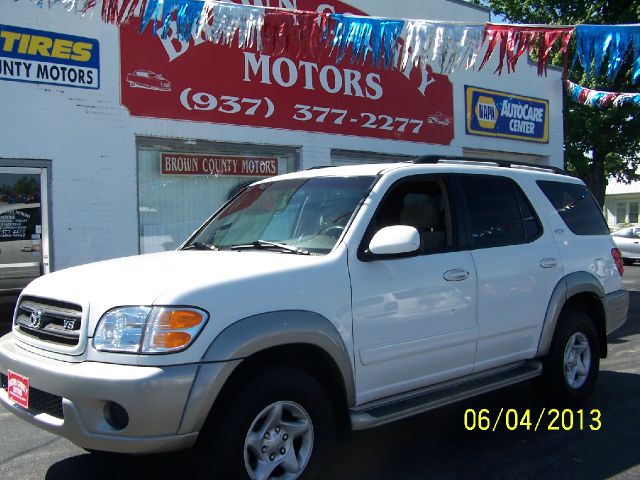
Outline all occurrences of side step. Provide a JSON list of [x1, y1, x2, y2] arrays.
[[350, 360, 542, 430]]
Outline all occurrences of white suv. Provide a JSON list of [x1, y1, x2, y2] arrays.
[[0, 157, 629, 479]]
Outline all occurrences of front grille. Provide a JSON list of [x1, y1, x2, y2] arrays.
[[1, 372, 64, 419], [14, 296, 82, 347], [29, 387, 64, 419]]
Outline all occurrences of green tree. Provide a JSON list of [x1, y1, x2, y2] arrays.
[[472, 0, 640, 206]]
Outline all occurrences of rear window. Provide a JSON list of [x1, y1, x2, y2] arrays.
[[537, 180, 609, 235], [460, 175, 542, 248]]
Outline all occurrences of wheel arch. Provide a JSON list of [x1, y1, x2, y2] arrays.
[[179, 311, 355, 435], [537, 272, 608, 359]]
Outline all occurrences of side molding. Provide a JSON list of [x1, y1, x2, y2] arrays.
[[537, 272, 605, 356]]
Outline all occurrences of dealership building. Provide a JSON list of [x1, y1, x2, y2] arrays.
[[0, 0, 565, 289]]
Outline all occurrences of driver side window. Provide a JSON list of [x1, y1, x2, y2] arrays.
[[374, 178, 452, 252]]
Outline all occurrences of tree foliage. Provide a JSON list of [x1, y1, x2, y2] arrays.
[[472, 0, 640, 205]]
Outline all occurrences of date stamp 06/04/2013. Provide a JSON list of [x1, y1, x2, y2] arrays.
[[463, 408, 602, 432]]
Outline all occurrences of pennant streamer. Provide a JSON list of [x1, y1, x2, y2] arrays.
[[566, 79, 640, 108], [15, 0, 640, 109], [198, 1, 263, 48], [401, 21, 484, 74], [261, 10, 332, 59], [479, 24, 573, 76], [576, 25, 640, 84], [330, 15, 405, 68]]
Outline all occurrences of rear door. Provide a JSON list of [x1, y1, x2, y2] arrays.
[[0, 167, 50, 300], [457, 174, 563, 372]]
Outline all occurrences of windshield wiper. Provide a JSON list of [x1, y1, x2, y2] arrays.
[[182, 242, 218, 251], [229, 240, 310, 255]]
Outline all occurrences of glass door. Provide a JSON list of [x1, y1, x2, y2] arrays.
[[0, 167, 50, 300]]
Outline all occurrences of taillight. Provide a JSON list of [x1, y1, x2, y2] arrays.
[[612, 248, 624, 276]]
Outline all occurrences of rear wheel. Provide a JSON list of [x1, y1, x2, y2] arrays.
[[538, 309, 600, 406], [194, 367, 335, 480]]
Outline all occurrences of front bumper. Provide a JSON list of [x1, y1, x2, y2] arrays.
[[0, 334, 200, 454], [604, 289, 629, 335]]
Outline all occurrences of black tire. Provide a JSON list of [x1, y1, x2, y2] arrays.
[[623, 258, 634, 266], [193, 367, 335, 480], [537, 308, 600, 407]]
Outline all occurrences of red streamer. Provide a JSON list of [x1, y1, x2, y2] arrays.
[[261, 10, 332, 59], [100, 0, 147, 26], [479, 24, 573, 76]]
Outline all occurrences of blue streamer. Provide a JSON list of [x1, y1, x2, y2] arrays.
[[331, 15, 404, 69], [576, 25, 640, 84], [140, 0, 162, 35], [160, 0, 204, 40], [139, 0, 204, 40]]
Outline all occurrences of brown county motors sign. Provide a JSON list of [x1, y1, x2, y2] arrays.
[[160, 153, 280, 177]]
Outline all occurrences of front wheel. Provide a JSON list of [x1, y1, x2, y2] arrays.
[[194, 367, 335, 480], [538, 309, 600, 407]]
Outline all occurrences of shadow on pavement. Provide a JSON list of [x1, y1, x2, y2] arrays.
[[45, 370, 640, 480], [608, 291, 640, 344]]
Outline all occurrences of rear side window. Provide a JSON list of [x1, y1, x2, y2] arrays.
[[460, 175, 541, 248], [537, 180, 609, 235]]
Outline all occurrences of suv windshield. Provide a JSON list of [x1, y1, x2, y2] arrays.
[[186, 176, 375, 254]]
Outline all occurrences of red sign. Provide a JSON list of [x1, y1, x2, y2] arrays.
[[161, 153, 279, 176], [8, 370, 29, 409], [120, 0, 454, 145]]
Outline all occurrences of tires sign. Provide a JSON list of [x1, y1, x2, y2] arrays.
[[0, 24, 100, 90], [120, 0, 454, 145]]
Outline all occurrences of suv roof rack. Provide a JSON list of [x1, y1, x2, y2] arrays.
[[306, 165, 337, 171], [412, 155, 568, 175]]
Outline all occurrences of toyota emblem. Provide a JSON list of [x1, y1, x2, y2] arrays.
[[29, 310, 43, 329]]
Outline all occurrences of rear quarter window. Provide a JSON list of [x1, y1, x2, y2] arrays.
[[537, 180, 609, 235]]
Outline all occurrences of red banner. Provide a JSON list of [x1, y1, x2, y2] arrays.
[[161, 153, 279, 176], [120, 0, 454, 145]]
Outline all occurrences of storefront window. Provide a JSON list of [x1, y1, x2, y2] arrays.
[[137, 139, 296, 253]]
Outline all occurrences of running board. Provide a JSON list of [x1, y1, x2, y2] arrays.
[[350, 360, 542, 430]]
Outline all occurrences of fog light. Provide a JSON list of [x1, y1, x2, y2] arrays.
[[104, 401, 129, 430]]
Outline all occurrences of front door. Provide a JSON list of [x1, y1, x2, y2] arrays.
[[349, 176, 477, 405], [0, 167, 50, 300]]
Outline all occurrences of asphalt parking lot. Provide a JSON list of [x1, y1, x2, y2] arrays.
[[1, 268, 640, 479]]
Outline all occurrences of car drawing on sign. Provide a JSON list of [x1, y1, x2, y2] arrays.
[[427, 111, 451, 126], [611, 226, 640, 265], [126, 70, 171, 91], [0, 157, 629, 480]]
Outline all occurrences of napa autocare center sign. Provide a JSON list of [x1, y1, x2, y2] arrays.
[[120, 0, 454, 145], [0, 24, 99, 89], [465, 86, 549, 143]]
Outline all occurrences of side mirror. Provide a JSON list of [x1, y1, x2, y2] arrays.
[[368, 225, 420, 256]]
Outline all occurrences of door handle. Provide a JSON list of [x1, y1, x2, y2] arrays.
[[540, 258, 559, 269], [443, 269, 470, 282]]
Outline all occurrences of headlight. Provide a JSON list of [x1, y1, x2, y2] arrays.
[[93, 306, 208, 354]]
